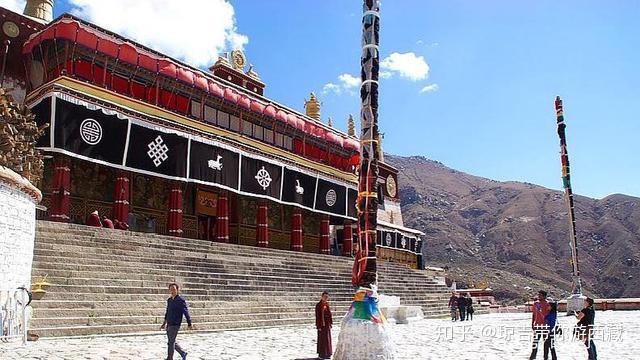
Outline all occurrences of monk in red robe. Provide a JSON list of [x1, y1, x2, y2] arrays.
[[315, 291, 333, 359], [86, 210, 102, 227], [102, 216, 115, 229]]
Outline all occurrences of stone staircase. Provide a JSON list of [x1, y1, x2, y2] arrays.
[[30, 221, 452, 337]]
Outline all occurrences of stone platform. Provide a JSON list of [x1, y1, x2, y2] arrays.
[[29, 221, 452, 337]]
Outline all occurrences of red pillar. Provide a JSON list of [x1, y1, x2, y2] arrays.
[[342, 220, 353, 256], [290, 207, 303, 251], [49, 156, 70, 222], [216, 191, 229, 243], [256, 200, 269, 247], [319, 215, 330, 254], [112, 171, 129, 226], [167, 183, 183, 236]]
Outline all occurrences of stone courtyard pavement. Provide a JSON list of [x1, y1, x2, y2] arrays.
[[1, 311, 638, 359]]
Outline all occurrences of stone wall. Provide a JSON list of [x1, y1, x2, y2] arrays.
[[0, 167, 40, 291]]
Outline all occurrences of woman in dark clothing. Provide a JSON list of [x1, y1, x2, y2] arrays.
[[448, 292, 458, 321], [576, 297, 597, 360], [466, 293, 474, 321], [544, 301, 559, 360], [458, 293, 467, 321]]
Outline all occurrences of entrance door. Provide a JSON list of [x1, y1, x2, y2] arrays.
[[198, 215, 217, 241]]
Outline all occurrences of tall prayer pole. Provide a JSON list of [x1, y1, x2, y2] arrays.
[[334, 1, 394, 358], [555, 96, 585, 313]]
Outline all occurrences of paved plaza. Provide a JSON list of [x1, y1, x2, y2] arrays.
[[1, 311, 637, 359]]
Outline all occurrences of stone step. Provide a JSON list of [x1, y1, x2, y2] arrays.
[[30, 317, 318, 337], [32, 304, 344, 318], [30, 299, 356, 310], [31, 221, 452, 336]]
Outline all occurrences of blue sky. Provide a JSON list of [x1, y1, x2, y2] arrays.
[[37, 1, 640, 198]]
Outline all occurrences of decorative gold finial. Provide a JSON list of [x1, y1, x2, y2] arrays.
[[347, 114, 356, 137], [23, 0, 54, 23], [304, 92, 321, 121], [230, 50, 247, 70], [246, 64, 261, 81], [215, 52, 231, 67]]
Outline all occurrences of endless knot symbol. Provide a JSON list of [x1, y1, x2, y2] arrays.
[[147, 136, 169, 167], [80, 119, 102, 145], [255, 166, 272, 190], [326, 189, 337, 207], [385, 233, 392, 246]]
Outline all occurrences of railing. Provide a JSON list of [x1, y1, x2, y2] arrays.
[[0, 288, 31, 345]]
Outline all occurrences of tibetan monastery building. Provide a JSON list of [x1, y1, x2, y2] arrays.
[[1, 6, 424, 268]]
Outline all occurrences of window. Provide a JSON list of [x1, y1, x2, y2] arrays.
[[283, 135, 293, 150], [264, 129, 274, 144], [229, 115, 240, 132], [275, 133, 284, 148], [242, 120, 253, 136], [190, 100, 201, 119], [254, 125, 264, 141], [204, 105, 216, 124], [218, 111, 230, 128]]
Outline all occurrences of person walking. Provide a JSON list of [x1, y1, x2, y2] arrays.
[[465, 292, 474, 321], [543, 300, 559, 360], [529, 290, 550, 360], [160, 283, 192, 360], [315, 291, 333, 360], [448, 292, 458, 321], [576, 297, 597, 360], [458, 293, 467, 321]]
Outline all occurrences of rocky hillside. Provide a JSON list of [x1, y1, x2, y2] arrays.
[[387, 155, 640, 304]]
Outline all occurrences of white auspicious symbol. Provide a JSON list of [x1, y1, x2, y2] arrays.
[[385, 233, 392, 246], [80, 118, 102, 145], [326, 189, 337, 207], [208, 155, 223, 170], [401, 238, 407, 248], [295, 180, 304, 195], [147, 135, 169, 167], [255, 166, 272, 190]]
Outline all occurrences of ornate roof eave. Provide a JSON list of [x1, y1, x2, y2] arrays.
[[25, 14, 354, 145]]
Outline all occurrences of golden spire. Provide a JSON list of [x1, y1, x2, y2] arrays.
[[23, 0, 54, 23], [304, 92, 321, 121], [347, 114, 356, 137]]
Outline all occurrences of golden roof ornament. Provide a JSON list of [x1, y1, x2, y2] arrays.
[[23, 0, 54, 23], [230, 50, 247, 70], [246, 64, 261, 81], [0, 87, 48, 185], [214, 52, 231, 67], [347, 114, 356, 137], [304, 92, 321, 121]]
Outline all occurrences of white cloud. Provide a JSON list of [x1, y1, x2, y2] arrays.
[[322, 83, 341, 95], [68, 0, 248, 68], [323, 73, 361, 96], [380, 52, 430, 81], [419, 83, 439, 94], [338, 73, 361, 89], [0, 0, 26, 13], [379, 71, 392, 79]]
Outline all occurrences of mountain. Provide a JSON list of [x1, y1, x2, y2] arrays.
[[386, 155, 640, 304]]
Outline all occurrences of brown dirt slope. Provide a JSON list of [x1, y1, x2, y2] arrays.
[[387, 155, 640, 304]]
